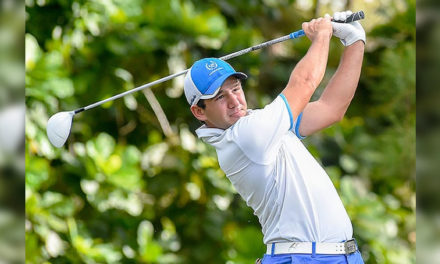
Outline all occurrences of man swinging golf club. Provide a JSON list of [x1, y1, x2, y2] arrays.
[[184, 11, 365, 264]]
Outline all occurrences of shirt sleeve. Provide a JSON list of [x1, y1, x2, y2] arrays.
[[230, 95, 300, 164], [280, 94, 306, 140], [293, 112, 306, 140]]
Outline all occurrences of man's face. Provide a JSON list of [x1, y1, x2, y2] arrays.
[[191, 76, 247, 129]]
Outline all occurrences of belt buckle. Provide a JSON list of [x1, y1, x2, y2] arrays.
[[344, 239, 357, 255]]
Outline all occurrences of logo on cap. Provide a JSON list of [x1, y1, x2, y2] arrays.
[[205, 61, 218, 71], [190, 95, 197, 105]]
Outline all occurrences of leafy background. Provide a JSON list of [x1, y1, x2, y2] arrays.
[[25, 0, 415, 263]]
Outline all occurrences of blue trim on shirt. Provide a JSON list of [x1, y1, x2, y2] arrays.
[[279, 94, 306, 140], [279, 94, 293, 131], [295, 112, 306, 140]]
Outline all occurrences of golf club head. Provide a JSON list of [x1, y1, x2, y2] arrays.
[[46, 111, 75, 148]]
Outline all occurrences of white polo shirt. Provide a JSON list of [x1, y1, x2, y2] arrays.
[[196, 95, 353, 244]]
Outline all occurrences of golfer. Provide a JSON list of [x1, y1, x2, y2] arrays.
[[184, 11, 365, 264]]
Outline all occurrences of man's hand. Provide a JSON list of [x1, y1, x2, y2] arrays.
[[302, 15, 333, 42], [331, 10, 366, 46]]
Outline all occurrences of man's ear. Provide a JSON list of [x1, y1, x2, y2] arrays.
[[190, 105, 207, 122]]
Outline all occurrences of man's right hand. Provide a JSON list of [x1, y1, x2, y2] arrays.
[[302, 15, 333, 42]]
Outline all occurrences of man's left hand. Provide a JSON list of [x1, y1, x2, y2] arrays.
[[331, 10, 366, 46]]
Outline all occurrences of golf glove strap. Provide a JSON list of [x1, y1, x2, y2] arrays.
[[331, 10, 366, 46]]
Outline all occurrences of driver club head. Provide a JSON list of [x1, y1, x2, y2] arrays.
[[46, 111, 75, 148]]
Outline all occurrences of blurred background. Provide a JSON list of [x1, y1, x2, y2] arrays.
[[0, 0, 25, 263], [23, 0, 416, 263]]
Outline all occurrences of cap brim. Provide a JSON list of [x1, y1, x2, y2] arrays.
[[200, 72, 247, 100]]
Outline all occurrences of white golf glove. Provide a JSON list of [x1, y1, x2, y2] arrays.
[[331, 10, 366, 46]]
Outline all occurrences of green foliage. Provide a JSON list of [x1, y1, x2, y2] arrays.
[[26, 1, 415, 263]]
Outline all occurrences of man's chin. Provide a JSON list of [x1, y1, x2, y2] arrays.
[[228, 114, 244, 126], [220, 118, 240, 130]]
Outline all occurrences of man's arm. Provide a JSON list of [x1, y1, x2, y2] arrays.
[[299, 41, 365, 137], [282, 16, 333, 120]]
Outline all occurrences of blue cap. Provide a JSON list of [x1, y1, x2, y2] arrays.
[[184, 58, 247, 106]]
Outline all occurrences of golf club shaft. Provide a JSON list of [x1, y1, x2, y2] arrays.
[[73, 33, 302, 114], [74, 11, 364, 114]]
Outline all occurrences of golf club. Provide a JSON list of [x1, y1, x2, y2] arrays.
[[47, 11, 365, 148]]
